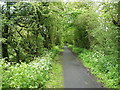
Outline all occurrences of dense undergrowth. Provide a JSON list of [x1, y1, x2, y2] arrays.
[[2, 46, 63, 88], [1, 1, 120, 89], [68, 45, 119, 89], [1, 2, 65, 88], [64, 1, 119, 89]]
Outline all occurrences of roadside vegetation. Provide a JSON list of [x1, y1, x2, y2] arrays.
[[0, 0, 119, 89], [66, 1, 120, 89], [68, 45, 119, 88], [2, 46, 63, 88], [1, 2, 65, 88], [45, 54, 64, 88]]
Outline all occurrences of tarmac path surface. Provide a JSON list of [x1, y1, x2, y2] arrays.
[[62, 46, 102, 88]]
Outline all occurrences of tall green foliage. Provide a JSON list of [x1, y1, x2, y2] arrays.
[[65, 1, 119, 88], [1, 1, 119, 88], [1, 1, 65, 88], [2, 2, 65, 63]]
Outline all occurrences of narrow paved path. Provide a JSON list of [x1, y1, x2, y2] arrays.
[[62, 46, 102, 88]]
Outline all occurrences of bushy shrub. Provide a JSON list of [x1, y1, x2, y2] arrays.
[[79, 50, 119, 88], [52, 46, 60, 53], [72, 48, 86, 54], [68, 44, 86, 54], [2, 55, 52, 88], [67, 44, 73, 49], [69, 44, 119, 88], [50, 46, 63, 58]]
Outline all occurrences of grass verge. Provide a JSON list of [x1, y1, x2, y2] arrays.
[[68, 44, 119, 89], [45, 54, 64, 88]]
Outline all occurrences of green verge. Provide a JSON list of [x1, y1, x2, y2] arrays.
[[68, 44, 120, 89], [45, 54, 64, 88], [2, 46, 64, 88], [0, 59, 2, 89]]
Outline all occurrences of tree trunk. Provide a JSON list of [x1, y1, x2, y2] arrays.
[[2, 2, 10, 61], [118, 1, 120, 60], [0, 4, 2, 59]]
